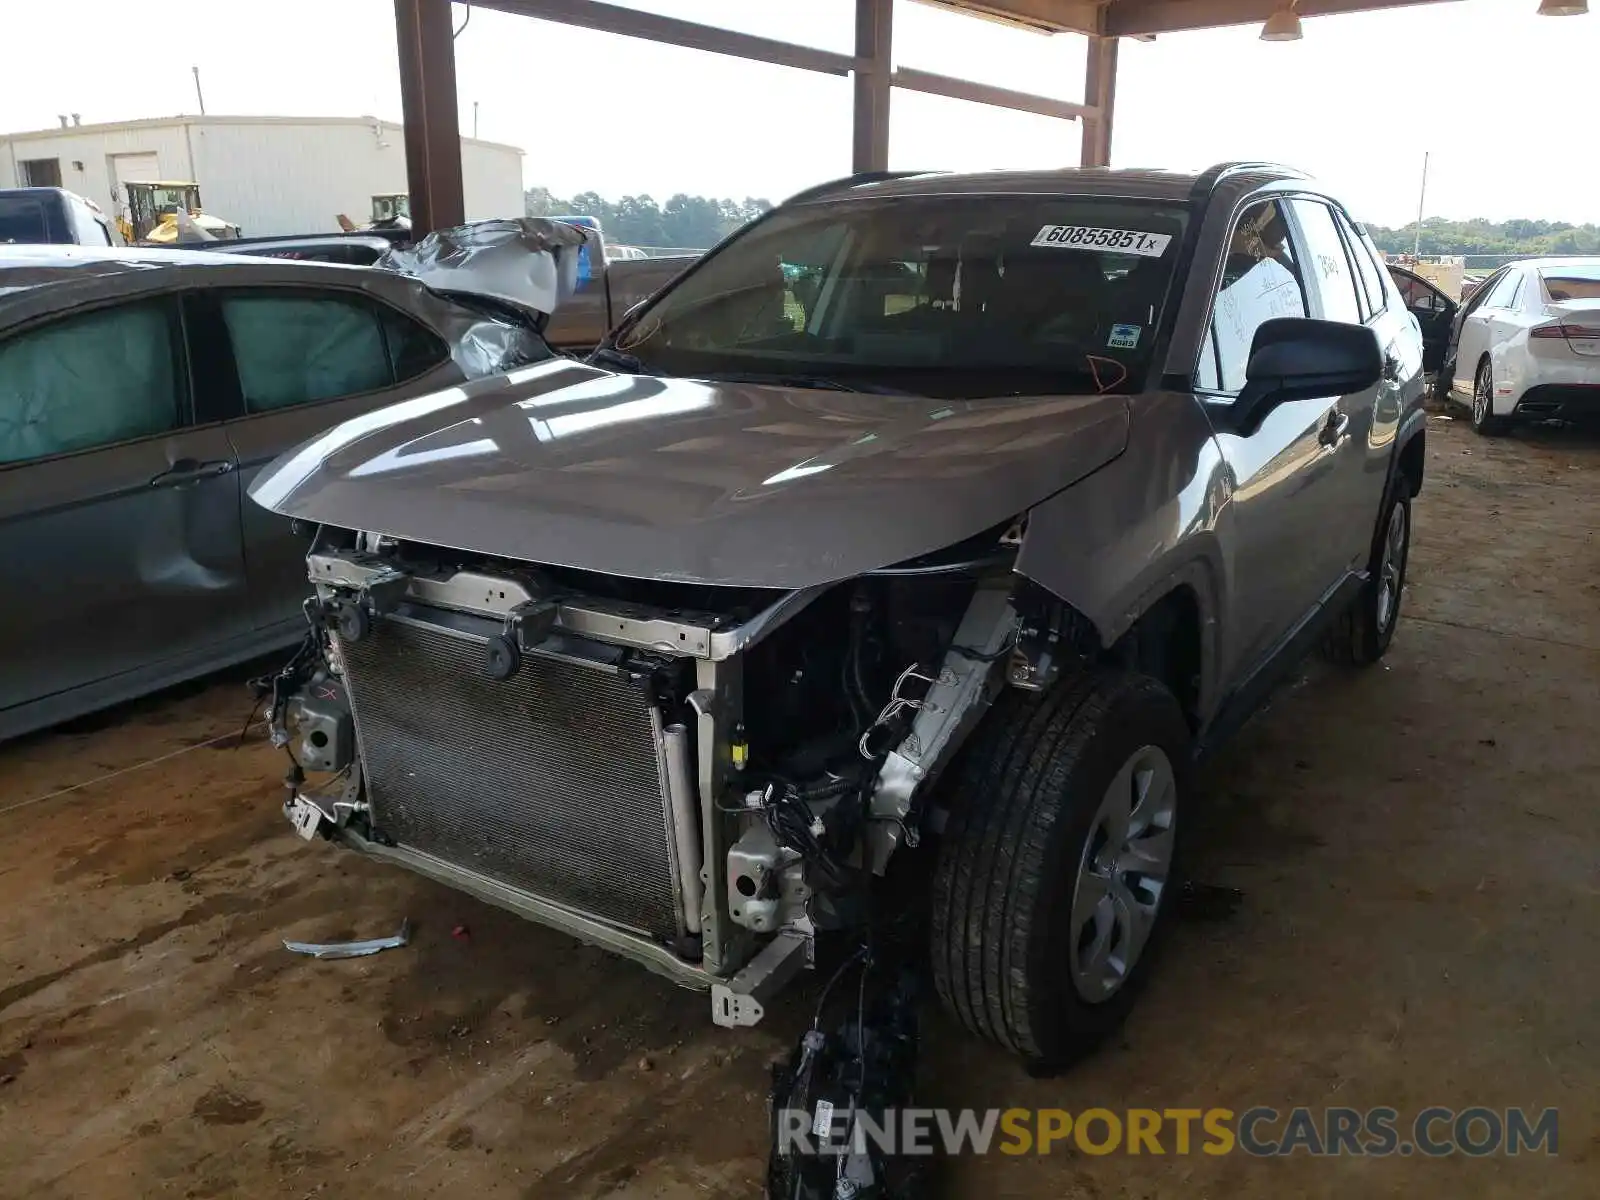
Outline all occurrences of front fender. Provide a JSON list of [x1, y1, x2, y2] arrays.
[[1014, 391, 1231, 723]]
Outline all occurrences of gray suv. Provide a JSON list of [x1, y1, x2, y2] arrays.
[[253, 163, 1426, 1069]]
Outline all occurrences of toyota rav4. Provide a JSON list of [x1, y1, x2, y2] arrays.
[[251, 163, 1426, 1070]]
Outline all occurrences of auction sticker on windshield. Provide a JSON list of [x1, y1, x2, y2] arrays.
[[1031, 225, 1172, 257]]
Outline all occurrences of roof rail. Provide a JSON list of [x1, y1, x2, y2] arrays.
[[1190, 160, 1307, 196], [782, 170, 936, 205]]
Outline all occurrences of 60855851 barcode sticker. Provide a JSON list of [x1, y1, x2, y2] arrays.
[[1031, 225, 1172, 257]]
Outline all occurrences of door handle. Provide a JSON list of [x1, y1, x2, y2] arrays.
[[149, 458, 236, 488], [1317, 411, 1350, 448]]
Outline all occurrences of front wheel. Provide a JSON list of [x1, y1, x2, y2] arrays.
[[929, 671, 1191, 1071]]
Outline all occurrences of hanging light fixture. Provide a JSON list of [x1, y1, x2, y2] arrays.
[[1260, 2, 1303, 41], [1537, 0, 1588, 14]]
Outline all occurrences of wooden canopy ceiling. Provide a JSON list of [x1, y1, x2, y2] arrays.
[[918, 0, 1458, 37]]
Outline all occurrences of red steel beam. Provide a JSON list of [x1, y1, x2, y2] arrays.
[[854, 0, 894, 172], [473, 0, 858, 75], [893, 66, 1091, 122], [1079, 35, 1118, 167], [394, 0, 465, 237]]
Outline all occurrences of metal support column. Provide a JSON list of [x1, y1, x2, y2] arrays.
[[394, 0, 465, 236], [1080, 35, 1119, 168], [852, 0, 893, 173]]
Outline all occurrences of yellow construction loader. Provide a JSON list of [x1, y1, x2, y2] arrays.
[[117, 181, 241, 244]]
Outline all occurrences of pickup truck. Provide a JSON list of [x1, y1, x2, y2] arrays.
[[542, 218, 696, 352], [0, 187, 121, 247]]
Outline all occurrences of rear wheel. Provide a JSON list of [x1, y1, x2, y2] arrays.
[[930, 671, 1190, 1071], [1324, 482, 1411, 667], [1471, 359, 1509, 435]]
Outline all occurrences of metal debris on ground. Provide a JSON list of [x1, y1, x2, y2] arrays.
[[283, 920, 411, 959]]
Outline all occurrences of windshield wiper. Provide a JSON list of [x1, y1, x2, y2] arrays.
[[693, 370, 909, 395], [589, 345, 653, 374]]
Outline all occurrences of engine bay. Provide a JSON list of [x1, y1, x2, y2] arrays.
[[268, 525, 1028, 1032]]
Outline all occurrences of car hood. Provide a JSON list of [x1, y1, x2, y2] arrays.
[[249, 359, 1129, 588]]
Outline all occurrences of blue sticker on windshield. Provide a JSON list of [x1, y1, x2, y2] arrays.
[[1108, 324, 1142, 350]]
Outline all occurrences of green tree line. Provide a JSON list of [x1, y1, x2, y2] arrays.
[[524, 187, 773, 250], [1368, 216, 1600, 263]]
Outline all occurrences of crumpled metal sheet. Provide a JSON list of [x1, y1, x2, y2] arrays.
[[283, 919, 411, 959], [448, 318, 549, 379], [376, 217, 585, 320]]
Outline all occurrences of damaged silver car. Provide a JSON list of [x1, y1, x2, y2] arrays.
[[252, 165, 1427, 1068], [0, 227, 578, 741]]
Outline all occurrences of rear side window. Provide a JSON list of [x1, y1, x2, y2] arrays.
[[1480, 269, 1522, 310], [1289, 200, 1363, 324], [218, 292, 442, 413], [1459, 268, 1506, 317], [1337, 213, 1389, 318], [0, 300, 183, 465], [1197, 199, 1307, 393]]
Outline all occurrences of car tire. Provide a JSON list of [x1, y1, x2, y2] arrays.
[[929, 670, 1190, 1072], [1323, 482, 1411, 667], [1471, 359, 1509, 436]]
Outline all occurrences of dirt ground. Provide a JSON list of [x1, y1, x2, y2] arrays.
[[1, 415, 1596, 1199]]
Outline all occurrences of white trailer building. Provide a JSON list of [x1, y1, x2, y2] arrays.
[[0, 115, 524, 237]]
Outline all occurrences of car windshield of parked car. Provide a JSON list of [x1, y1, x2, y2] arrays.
[[614, 195, 1188, 397], [1540, 264, 1600, 302]]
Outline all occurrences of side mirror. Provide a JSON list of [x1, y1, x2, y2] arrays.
[[1233, 317, 1383, 432]]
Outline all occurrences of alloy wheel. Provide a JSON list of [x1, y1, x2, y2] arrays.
[[1473, 365, 1491, 426], [1069, 744, 1177, 1002], [1376, 500, 1407, 632]]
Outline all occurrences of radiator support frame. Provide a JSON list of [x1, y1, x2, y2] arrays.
[[305, 547, 822, 989]]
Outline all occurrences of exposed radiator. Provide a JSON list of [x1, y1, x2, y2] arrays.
[[338, 615, 683, 941]]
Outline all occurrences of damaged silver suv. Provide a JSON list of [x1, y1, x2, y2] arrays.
[[251, 163, 1426, 1069]]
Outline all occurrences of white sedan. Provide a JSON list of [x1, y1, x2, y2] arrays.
[[1448, 257, 1600, 434]]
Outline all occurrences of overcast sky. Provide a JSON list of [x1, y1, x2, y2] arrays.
[[4, 0, 1595, 227]]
